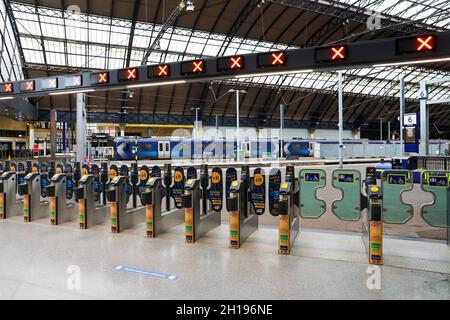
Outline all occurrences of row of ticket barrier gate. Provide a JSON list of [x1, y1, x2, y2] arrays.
[[0, 160, 448, 265]]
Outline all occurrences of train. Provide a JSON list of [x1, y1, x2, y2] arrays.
[[113, 137, 313, 160], [113, 137, 450, 161]]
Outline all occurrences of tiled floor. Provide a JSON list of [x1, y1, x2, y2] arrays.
[[0, 217, 448, 300]]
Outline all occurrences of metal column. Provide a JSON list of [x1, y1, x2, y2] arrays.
[[419, 80, 429, 156], [280, 104, 285, 159], [399, 76, 405, 154], [379, 118, 383, 141], [236, 90, 240, 158], [76, 93, 87, 163], [338, 72, 344, 169], [50, 109, 57, 160]]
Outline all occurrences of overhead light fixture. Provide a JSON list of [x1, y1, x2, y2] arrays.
[[373, 57, 450, 68], [50, 89, 95, 96], [127, 80, 186, 89], [186, 0, 195, 12], [0, 96, 13, 100], [235, 69, 314, 79]]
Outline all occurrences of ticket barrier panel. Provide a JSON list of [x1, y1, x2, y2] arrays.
[[381, 170, 413, 224], [46, 173, 78, 225], [130, 163, 139, 208], [75, 175, 109, 229], [367, 186, 383, 265], [227, 167, 258, 249], [332, 169, 362, 221], [106, 176, 146, 234], [299, 169, 326, 218], [420, 171, 450, 246], [278, 180, 300, 255], [182, 179, 221, 243], [100, 163, 109, 205], [19, 172, 50, 222], [0, 171, 22, 219], [141, 177, 184, 238]]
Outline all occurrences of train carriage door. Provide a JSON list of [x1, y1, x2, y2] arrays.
[[158, 141, 170, 159], [242, 141, 251, 158]]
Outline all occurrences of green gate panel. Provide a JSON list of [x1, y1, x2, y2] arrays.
[[420, 171, 450, 228], [299, 169, 326, 218], [332, 170, 361, 221], [381, 170, 413, 224]]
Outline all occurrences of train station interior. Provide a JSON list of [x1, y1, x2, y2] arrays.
[[0, 0, 449, 302]]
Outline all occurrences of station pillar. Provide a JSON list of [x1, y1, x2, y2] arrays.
[[28, 123, 35, 152], [419, 80, 429, 156], [50, 109, 57, 160], [76, 93, 87, 164]]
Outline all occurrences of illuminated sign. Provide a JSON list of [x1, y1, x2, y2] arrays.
[[217, 55, 244, 72], [315, 45, 347, 63], [338, 174, 354, 183], [257, 51, 286, 68], [91, 72, 109, 85], [65, 75, 82, 87], [305, 173, 320, 182], [148, 64, 170, 78], [41, 77, 58, 90], [1, 83, 13, 93], [429, 176, 448, 187], [397, 34, 435, 54], [118, 68, 138, 82], [388, 174, 406, 185], [19, 80, 35, 92], [181, 60, 205, 75]]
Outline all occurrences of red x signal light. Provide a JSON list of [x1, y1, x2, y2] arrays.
[[127, 68, 137, 80], [272, 52, 285, 65], [19, 80, 35, 92], [331, 46, 346, 60], [99, 73, 108, 83], [158, 65, 169, 76], [148, 64, 170, 78], [4, 83, 13, 93], [417, 35, 434, 51], [230, 56, 243, 69], [181, 59, 206, 75], [118, 68, 138, 82], [193, 60, 204, 73], [47, 78, 58, 89]]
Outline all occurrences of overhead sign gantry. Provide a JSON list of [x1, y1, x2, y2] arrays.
[[1, 32, 450, 99]]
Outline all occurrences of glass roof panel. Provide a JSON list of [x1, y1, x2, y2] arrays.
[[7, 0, 450, 103]]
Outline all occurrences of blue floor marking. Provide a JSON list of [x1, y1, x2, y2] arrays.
[[114, 265, 180, 281]]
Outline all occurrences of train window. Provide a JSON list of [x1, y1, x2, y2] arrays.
[[159, 144, 163, 152], [166, 143, 170, 152], [293, 143, 309, 151], [140, 143, 153, 152]]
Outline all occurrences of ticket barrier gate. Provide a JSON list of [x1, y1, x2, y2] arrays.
[[227, 166, 258, 249], [19, 173, 50, 222], [106, 176, 146, 233], [46, 173, 78, 225], [420, 171, 450, 246], [141, 177, 185, 238], [75, 174, 110, 229], [278, 178, 300, 255], [366, 186, 383, 265], [182, 178, 221, 243], [0, 171, 22, 219]]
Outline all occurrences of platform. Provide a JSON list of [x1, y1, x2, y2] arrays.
[[0, 218, 447, 300]]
